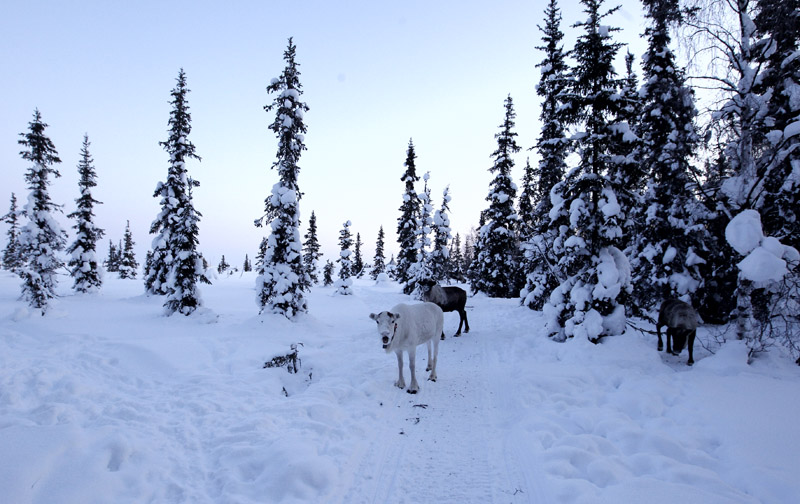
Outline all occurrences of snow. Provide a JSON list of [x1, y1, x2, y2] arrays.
[[1, 272, 799, 503], [784, 120, 800, 139], [726, 210, 797, 285], [725, 210, 763, 255]]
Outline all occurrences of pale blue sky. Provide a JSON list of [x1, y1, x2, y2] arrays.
[[1, 0, 646, 269]]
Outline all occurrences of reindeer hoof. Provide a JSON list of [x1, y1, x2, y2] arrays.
[[407, 389, 418, 394], [657, 344, 663, 351]]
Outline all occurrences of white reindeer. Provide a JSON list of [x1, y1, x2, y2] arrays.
[[369, 302, 444, 394]]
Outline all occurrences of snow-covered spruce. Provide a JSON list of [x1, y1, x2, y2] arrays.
[[522, 0, 569, 310], [429, 185, 452, 282], [146, 69, 210, 315], [334, 220, 354, 295], [542, 0, 632, 341], [406, 171, 434, 296], [395, 139, 421, 286], [118, 221, 139, 279], [1, 193, 24, 272], [17, 109, 67, 313], [256, 38, 311, 318], [470, 95, 523, 299], [629, 0, 707, 315], [302, 210, 322, 285], [370, 225, 386, 280], [67, 135, 105, 293]]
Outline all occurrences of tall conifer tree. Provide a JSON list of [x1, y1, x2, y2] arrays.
[[67, 135, 104, 293], [396, 139, 420, 285], [630, 0, 706, 314], [17, 110, 67, 313], [471, 96, 522, 298], [430, 186, 453, 281], [256, 38, 311, 317], [542, 0, 632, 341], [522, 0, 570, 310], [407, 172, 434, 295], [147, 69, 210, 315]]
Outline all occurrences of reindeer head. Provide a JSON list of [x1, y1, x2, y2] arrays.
[[369, 311, 401, 351]]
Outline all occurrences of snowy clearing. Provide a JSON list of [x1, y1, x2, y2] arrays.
[[1, 271, 798, 503]]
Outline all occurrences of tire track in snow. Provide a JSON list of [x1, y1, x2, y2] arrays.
[[336, 318, 548, 503]]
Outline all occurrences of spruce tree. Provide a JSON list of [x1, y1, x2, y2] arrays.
[[371, 225, 386, 280], [449, 233, 466, 283], [256, 38, 311, 317], [147, 69, 210, 315], [471, 96, 522, 298], [430, 185, 453, 281], [542, 0, 632, 341], [1, 193, 23, 272], [118, 221, 139, 279], [217, 255, 230, 274], [630, 0, 706, 314], [67, 135, 104, 293], [522, 0, 571, 310], [353, 232, 365, 278], [243, 254, 252, 272], [335, 220, 354, 295], [322, 260, 335, 286], [396, 139, 421, 285], [407, 172, 434, 295], [302, 210, 322, 284], [754, 0, 800, 253], [104, 240, 120, 273], [17, 110, 67, 313]]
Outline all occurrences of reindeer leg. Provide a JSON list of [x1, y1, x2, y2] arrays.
[[394, 351, 405, 390], [657, 326, 664, 351], [687, 329, 695, 366], [428, 337, 439, 382], [407, 347, 419, 394], [426, 341, 432, 371], [463, 309, 470, 334]]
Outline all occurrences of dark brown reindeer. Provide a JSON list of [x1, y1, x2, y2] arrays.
[[657, 299, 698, 365], [418, 279, 470, 338]]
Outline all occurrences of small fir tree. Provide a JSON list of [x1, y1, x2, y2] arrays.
[[104, 240, 120, 273], [470, 96, 522, 298], [118, 221, 139, 279], [396, 139, 421, 285], [449, 233, 466, 283], [371, 225, 386, 280], [1, 193, 23, 272], [17, 109, 67, 313], [322, 260, 335, 286], [353, 232, 365, 278], [217, 255, 230, 274], [243, 254, 252, 272], [335, 220, 354, 295], [430, 185, 453, 281], [256, 38, 311, 317], [67, 135, 104, 293], [302, 210, 322, 284]]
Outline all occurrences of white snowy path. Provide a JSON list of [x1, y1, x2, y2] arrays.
[[1, 272, 799, 503]]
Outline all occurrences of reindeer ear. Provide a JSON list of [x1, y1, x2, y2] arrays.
[[391, 312, 401, 321], [369, 313, 378, 321]]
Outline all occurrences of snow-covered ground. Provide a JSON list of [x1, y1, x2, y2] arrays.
[[1, 271, 798, 503]]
